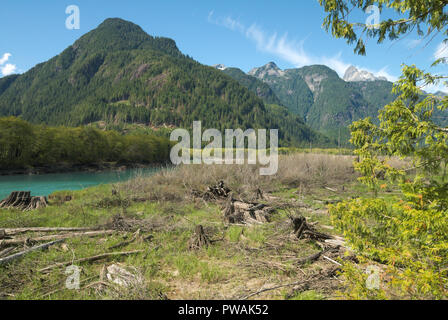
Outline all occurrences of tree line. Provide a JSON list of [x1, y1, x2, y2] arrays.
[[0, 117, 172, 169]]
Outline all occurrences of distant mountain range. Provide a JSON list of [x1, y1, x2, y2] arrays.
[[0, 18, 333, 147], [343, 66, 387, 82], [214, 62, 396, 143], [3, 18, 445, 148]]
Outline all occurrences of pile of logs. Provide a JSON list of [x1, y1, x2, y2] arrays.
[[192, 180, 231, 200], [0, 191, 48, 211], [223, 198, 275, 225]]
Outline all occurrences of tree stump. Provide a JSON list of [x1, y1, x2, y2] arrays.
[[188, 225, 211, 250], [223, 197, 274, 225], [0, 191, 48, 211], [291, 216, 333, 241]]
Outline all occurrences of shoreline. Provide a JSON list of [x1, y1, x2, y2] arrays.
[[0, 162, 171, 176]]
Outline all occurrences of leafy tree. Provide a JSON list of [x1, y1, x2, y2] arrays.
[[319, 0, 448, 299], [0, 117, 172, 170]]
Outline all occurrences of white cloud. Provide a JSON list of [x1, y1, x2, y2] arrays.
[[1, 63, 17, 76], [0, 53, 11, 65], [208, 13, 397, 82], [0, 53, 17, 76], [434, 41, 448, 60]]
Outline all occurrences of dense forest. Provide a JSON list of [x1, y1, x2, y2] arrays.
[[0, 117, 172, 170], [0, 18, 334, 148]]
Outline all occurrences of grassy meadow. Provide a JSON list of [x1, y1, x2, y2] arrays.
[[0, 153, 406, 300]]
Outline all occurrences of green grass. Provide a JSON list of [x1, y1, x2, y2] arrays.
[[0, 157, 385, 300]]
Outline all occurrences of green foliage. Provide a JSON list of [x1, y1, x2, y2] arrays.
[[222, 67, 282, 105], [0, 117, 171, 169], [0, 18, 330, 148], [320, 0, 448, 299], [248, 63, 397, 145], [319, 0, 448, 56]]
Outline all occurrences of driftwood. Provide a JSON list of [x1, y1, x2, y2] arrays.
[[0, 239, 64, 266], [0, 230, 116, 247], [188, 225, 211, 250], [223, 197, 275, 225], [38, 250, 144, 272], [0, 191, 48, 211]]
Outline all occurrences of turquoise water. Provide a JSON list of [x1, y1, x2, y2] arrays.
[[0, 167, 161, 200]]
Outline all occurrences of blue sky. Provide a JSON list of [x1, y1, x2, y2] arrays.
[[1, 0, 447, 91]]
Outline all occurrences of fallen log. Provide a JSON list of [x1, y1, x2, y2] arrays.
[[4, 226, 99, 236], [38, 250, 144, 272], [0, 230, 116, 247], [0, 239, 64, 266]]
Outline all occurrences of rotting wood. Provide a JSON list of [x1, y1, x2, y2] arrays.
[[0, 191, 48, 211], [291, 216, 333, 241], [188, 225, 211, 250], [192, 180, 231, 200], [223, 197, 275, 225], [38, 250, 144, 272]]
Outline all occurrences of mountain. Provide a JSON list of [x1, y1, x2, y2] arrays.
[[343, 66, 387, 82], [0, 18, 333, 147], [213, 64, 227, 71], [219, 67, 282, 105], [243, 63, 396, 144]]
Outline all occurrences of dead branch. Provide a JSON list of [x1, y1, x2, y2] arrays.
[[108, 229, 140, 250], [0, 239, 64, 266], [38, 250, 144, 273]]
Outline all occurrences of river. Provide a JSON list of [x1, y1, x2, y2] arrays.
[[0, 167, 162, 200]]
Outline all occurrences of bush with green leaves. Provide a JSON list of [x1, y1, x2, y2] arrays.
[[319, 0, 448, 299]]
